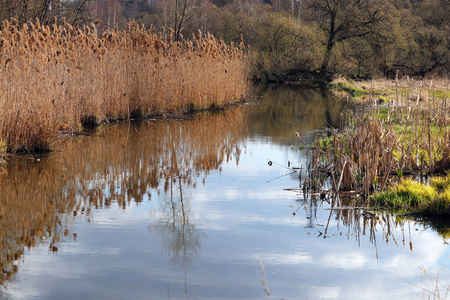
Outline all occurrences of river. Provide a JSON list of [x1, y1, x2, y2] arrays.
[[1, 84, 449, 299]]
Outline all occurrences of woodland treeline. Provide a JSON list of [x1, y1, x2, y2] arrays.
[[0, 0, 448, 81]]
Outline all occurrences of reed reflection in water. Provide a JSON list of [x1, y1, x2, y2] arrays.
[[61, 106, 247, 207], [0, 107, 247, 288], [294, 195, 421, 258], [0, 160, 74, 286]]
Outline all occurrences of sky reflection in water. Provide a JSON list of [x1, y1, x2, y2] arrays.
[[2, 85, 450, 300]]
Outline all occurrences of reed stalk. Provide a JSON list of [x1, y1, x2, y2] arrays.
[[318, 80, 450, 196]]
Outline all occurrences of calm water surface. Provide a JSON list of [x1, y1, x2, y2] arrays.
[[1, 85, 449, 299]]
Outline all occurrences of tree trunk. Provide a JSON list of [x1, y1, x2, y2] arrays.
[[319, 12, 336, 79]]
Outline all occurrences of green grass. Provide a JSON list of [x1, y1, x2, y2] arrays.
[[372, 179, 435, 208], [377, 96, 389, 103], [431, 175, 450, 192], [371, 175, 450, 217], [318, 135, 334, 149], [375, 108, 389, 121], [371, 106, 448, 166], [428, 89, 450, 100], [330, 81, 368, 96]]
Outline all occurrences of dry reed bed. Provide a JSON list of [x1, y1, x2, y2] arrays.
[[315, 80, 450, 196], [0, 18, 249, 152]]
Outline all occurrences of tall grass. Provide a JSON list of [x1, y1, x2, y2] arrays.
[[0, 18, 249, 152], [332, 77, 450, 102], [317, 77, 450, 196]]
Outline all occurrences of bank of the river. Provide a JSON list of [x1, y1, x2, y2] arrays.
[[320, 77, 450, 217], [330, 77, 449, 102], [372, 175, 450, 217]]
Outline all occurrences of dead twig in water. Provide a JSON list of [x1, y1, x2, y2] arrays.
[[256, 259, 271, 299]]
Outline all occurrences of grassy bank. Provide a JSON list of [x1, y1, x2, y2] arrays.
[[372, 175, 450, 217], [0, 18, 249, 153], [312, 77, 450, 203], [330, 77, 450, 102]]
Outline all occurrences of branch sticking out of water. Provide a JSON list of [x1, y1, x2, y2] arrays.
[[256, 259, 271, 299]]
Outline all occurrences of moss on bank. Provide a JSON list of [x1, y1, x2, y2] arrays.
[[371, 175, 450, 217], [329, 80, 369, 96]]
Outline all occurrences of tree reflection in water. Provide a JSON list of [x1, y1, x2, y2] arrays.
[[150, 177, 203, 266], [251, 84, 348, 144], [149, 177, 203, 299]]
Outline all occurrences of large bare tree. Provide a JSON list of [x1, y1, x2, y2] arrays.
[[304, 0, 393, 78]]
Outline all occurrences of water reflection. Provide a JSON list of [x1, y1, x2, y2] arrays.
[[61, 107, 247, 208], [251, 84, 348, 143], [0, 85, 448, 299], [0, 107, 246, 287], [293, 193, 450, 259], [149, 178, 202, 266], [0, 161, 73, 285]]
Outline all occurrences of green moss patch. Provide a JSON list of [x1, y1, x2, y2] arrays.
[[330, 81, 368, 96], [428, 89, 450, 100], [372, 175, 450, 217]]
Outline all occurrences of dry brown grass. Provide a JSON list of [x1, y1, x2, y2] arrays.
[[324, 115, 399, 196], [320, 76, 450, 196], [362, 77, 450, 103], [0, 18, 249, 152], [333, 76, 450, 104]]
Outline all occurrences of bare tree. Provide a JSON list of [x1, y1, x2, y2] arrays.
[[0, 0, 54, 24], [158, 0, 197, 40], [305, 0, 392, 78]]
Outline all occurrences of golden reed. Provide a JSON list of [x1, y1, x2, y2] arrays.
[[0, 18, 249, 152]]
